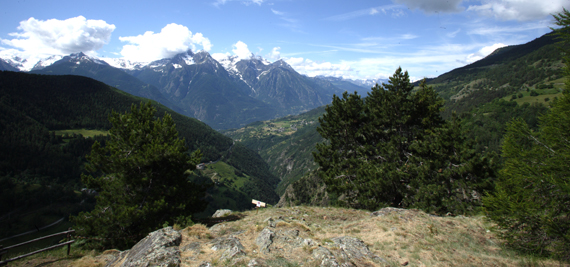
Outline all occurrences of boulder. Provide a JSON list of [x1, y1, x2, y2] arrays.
[[332, 236, 387, 264], [255, 228, 275, 253], [370, 207, 406, 217], [112, 227, 181, 267], [312, 246, 339, 267], [210, 235, 246, 261], [212, 209, 232, 218]]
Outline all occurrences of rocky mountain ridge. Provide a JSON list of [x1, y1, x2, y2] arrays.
[[1, 50, 359, 130]]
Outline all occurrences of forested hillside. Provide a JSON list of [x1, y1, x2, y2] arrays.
[[222, 106, 325, 195], [229, 31, 565, 207], [0, 71, 278, 239]]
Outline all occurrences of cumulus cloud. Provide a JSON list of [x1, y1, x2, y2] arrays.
[[467, 0, 567, 21], [119, 23, 212, 62], [232, 41, 253, 60], [267, 47, 281, 60], [392, 0, 464, 13], [461, 43, 507, 64], [284, 57, 354, 77], [1, 16, 115, 56]]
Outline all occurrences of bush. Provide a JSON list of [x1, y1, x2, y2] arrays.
[[530, 90, 539, 96]]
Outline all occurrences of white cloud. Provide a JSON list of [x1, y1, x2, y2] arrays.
[[284, 57, 354, 77], [461, 43, 507, 64], [468, 20, 550, 36], [467, 0, 568, 21], [232, 41, 253, 60], [1, 16, 115, 57], [325, 5, 402, 21], [267, 47, 281, 60], [119, 23, 212, 62], [271, 8, 285, 15], [392, 0, 464, 13], [447, 28, 461, 38], [213, 0, 264, 7]]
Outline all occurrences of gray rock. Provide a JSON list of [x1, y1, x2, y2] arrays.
[[115, 227, 181, 267], [371, 207, 406, 217], [264, 217, 277, 228], [303, 238, 316, 246], [255, 228, 275, 253], [198, 262, 212, 267], [210, 236, 246, 261], [208, 223, 228, 236], [312, 246, 339, 267], [212, 209, 232, 218], [332, 236, 387, 264], [180, 242, 201, 253]]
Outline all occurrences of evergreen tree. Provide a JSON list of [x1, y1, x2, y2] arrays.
[[483, 9, 570, 261], [71, 102, 206, 249], [314, 68, 494, 213]]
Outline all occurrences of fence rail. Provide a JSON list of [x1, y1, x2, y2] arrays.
[[0, 229, 74, 265]]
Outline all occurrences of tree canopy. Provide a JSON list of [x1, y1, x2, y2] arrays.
[[314, 67, 495, 214], [71, 102, 207, 249], [483, 9, 570, 262]]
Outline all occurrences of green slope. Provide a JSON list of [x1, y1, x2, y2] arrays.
[[223, 106, 326, 195], [429, 32, 566, 117], [0, 71, 278, 239]]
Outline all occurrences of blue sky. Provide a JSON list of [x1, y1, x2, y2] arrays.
[[0, 0, 567, 80]]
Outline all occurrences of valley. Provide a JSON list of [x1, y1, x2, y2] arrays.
[[1, 27, 569, 265]]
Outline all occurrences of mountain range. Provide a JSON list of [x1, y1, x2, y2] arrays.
[[0, 51, 375, 130]]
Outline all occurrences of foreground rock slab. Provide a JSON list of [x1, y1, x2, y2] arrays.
[[108, 227, 182, 267]]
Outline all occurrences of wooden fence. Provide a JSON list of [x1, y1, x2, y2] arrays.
[[0, 229, 74, 265]]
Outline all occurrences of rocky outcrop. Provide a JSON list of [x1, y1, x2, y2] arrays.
[[255, 228, 274, 253], [108, 227, 182, 267], [212, 209, 232, 218], [312, 246, 339, 267], [210, 235, 247, 261], [332, 236, 387, 264]]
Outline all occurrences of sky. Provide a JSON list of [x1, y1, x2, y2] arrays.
[[0, 0, 568, 81]]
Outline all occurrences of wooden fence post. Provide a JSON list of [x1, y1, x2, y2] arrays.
[[66, 228, 71, 256]]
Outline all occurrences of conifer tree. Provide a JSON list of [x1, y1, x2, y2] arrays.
[[483, 9, 570, 261], [314, 68, 494, 213], [72, 102, 206, 249]]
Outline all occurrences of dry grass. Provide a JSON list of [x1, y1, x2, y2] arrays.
[[18, 206, 568, 266]]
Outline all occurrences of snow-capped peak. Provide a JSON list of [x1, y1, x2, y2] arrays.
[[31, 55, 64, 71], [100, 57, 150, 70], [67, 52, 108, 65], [212, 53, 241, 75]]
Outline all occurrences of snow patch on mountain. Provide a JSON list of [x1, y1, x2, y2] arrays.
[[212, 53, 240, 75], [101, 57, 150, 70], [31, 55, 64, 71], [182, 54, 195, 65]]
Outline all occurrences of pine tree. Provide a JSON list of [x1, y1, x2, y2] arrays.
[[314, 68, 494, 213], [483, 9, 570, 261], [71, 102, 206, 249]]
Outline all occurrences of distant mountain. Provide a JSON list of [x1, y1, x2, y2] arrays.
[[1, 51, 348, 130], [230, 56, 338, 113], [28, 53, 183, 114], [123, 51, 279, 129], [0, 59, 19, 71], [313, 76, 377, 96]]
